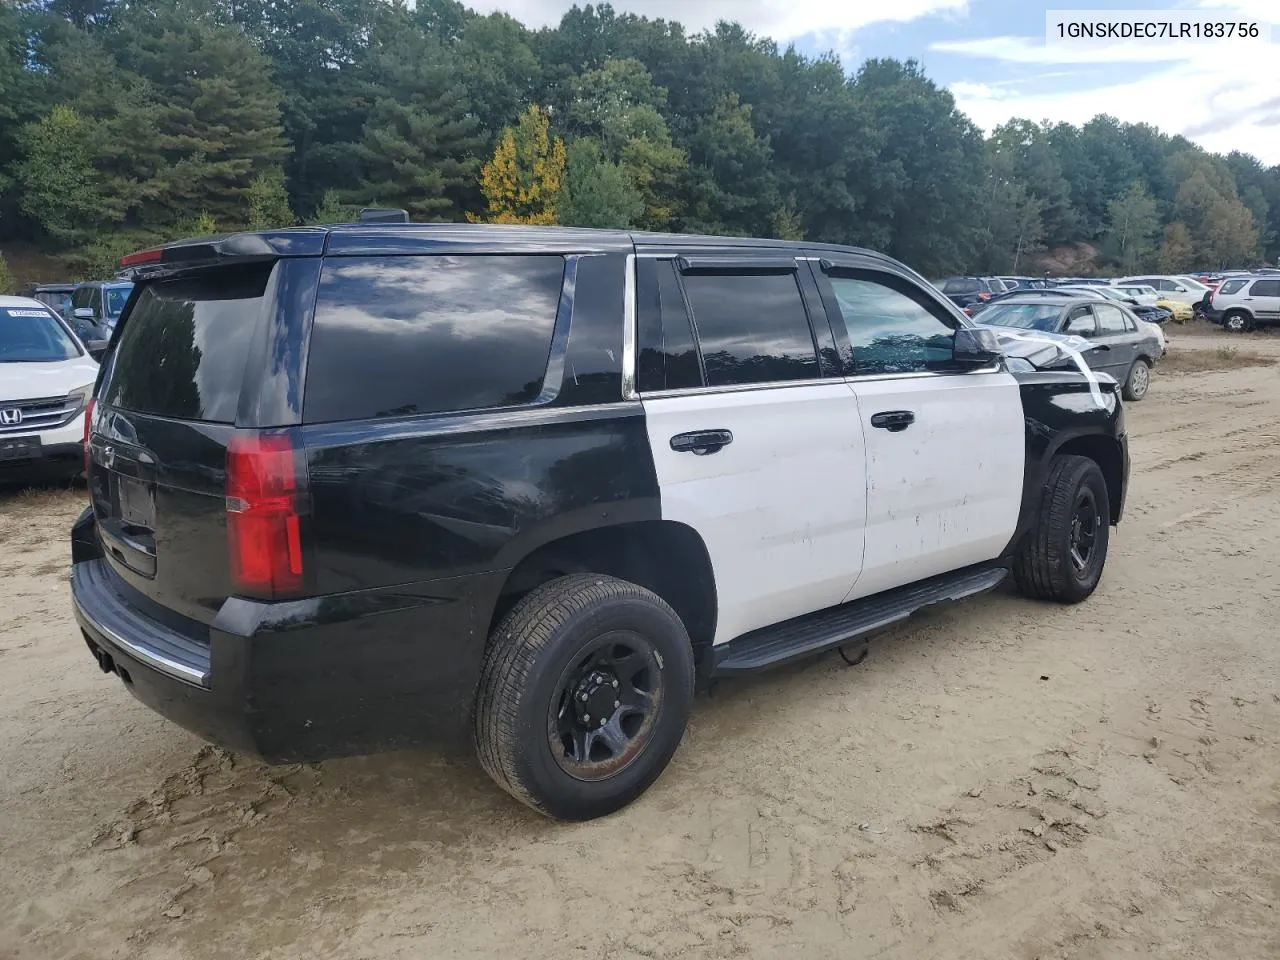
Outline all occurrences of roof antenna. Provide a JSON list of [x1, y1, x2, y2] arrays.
[[358, 207, 410, 224]]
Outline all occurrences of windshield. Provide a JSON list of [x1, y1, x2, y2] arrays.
[[976, 303, 1063, 332], [105, 284, 133, 319], [1, 306, 81, 362], [1177, 277, 1209, 292]]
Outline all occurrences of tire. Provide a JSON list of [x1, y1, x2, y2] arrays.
[[473, 573, 695, 820], [1223, 310, 1251, 333], [1122, 358, 1151, 401], [1013, 455, 1111, 604]]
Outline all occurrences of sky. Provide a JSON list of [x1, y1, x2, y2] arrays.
[[467, 0, 1280, 165]]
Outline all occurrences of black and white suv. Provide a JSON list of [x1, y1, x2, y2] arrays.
[[70, 223, 1129, 820]]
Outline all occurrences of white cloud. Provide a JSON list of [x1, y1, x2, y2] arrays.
[[466, 0, 967, 39], [938, 3, 1280, 163]]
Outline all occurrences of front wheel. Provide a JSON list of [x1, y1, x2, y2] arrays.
[[1223, 310, 1251, 333], [1123, 358, 1151, 401], [474, 574, 695, 820], [1013, 455, 1111, 604]]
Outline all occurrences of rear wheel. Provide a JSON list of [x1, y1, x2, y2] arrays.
[[1223, 310, 1251, 333], [1123, 358, 1151, 401], [1013, 455, 1111, 604], [474, 574, 695, 820]]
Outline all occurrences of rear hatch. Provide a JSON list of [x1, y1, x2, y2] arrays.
[[88, 264, 273, 626]]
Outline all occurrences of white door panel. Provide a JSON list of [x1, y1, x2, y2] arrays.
[[643, 384, 867, 645], [848, 371, 1024, 599]]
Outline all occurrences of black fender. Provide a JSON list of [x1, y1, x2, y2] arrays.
[[1004, 370, 1130, 556]]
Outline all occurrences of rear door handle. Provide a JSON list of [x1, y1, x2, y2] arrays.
[[870, 410, 915, 432], [670, 429, 733, 455]]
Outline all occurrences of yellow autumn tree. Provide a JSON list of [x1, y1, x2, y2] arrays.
[[470, 105, 566, 225]]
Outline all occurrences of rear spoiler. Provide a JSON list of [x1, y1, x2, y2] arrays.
[[118, 210, 412, 278], [118, 229, 330, 279]]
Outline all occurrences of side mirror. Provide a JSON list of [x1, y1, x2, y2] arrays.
[[73, 307, 95, 320], [87, 339, 109, 360], [1124, 298, 1139, 305], [953, 326, 1002, 366]]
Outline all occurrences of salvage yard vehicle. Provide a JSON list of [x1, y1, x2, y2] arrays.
[[1210, 275, 1280, 331], [70, 223, 1129, 820], [0, 296, 103, 482], [976, 293, 1161, 401]]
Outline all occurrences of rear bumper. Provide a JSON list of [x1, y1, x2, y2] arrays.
[[71, 555, 505, 763]]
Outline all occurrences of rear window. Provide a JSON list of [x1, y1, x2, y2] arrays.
[[104, 284, 133, 319], [303, 255, 564, 423], [941, 279, 979, 294], [102, 266, 269, 423], [976, 303, 1063, 332]]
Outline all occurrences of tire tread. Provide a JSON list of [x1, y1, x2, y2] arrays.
[[473, 574, 691, 817], [1013, 455, 1109, 604]]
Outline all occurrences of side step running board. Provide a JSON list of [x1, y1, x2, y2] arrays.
[[710, 565, 1009, 677]]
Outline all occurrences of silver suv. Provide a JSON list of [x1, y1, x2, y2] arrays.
[[1210, 276, 1280, 332]]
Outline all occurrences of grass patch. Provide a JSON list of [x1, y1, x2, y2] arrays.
[[1158, 346, 1277, 375]]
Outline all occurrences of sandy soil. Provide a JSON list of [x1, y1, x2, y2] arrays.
[[2, 332, 1278, 960]]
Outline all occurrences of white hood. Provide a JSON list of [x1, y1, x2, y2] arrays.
[[0, 357, 100, 403]]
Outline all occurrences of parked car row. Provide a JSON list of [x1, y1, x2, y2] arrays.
[[25, 279, 135, 341]]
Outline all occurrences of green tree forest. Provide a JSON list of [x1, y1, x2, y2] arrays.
[[2, 0, 1279, 283]]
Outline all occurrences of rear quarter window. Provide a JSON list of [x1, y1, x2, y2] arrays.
[[302, 255, 565, 423], [101, 266, 270, 423], [1217, 279, 1247, 295]]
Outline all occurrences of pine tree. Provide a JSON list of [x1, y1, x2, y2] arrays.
[[472, 105, 566, 225], [348, 33, 482, 221], [246, 168, 295, 229], [558, 138, 643, 228], [115, 1, 288, 226], [307, 190, 355, 225], [16, 106, 111, 245]]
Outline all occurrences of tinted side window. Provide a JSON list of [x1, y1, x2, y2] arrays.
[[304, 255, 564, 423], [1095, 303, 1128, 333], [637, 259, 702, 392], [826, 272, 956, 374], [681, 270, 817, 387], [103, 267, 269, 423], [1249, 279, 1280, 297], [72, 287, 93, 310]]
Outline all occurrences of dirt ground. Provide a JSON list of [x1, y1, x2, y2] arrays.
[[2, 330, 1278, 960]]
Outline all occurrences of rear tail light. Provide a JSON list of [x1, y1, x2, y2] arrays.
[[82, 398, 95, 474], [226, 432, 305, 597], [120, 248, 163, 267]]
